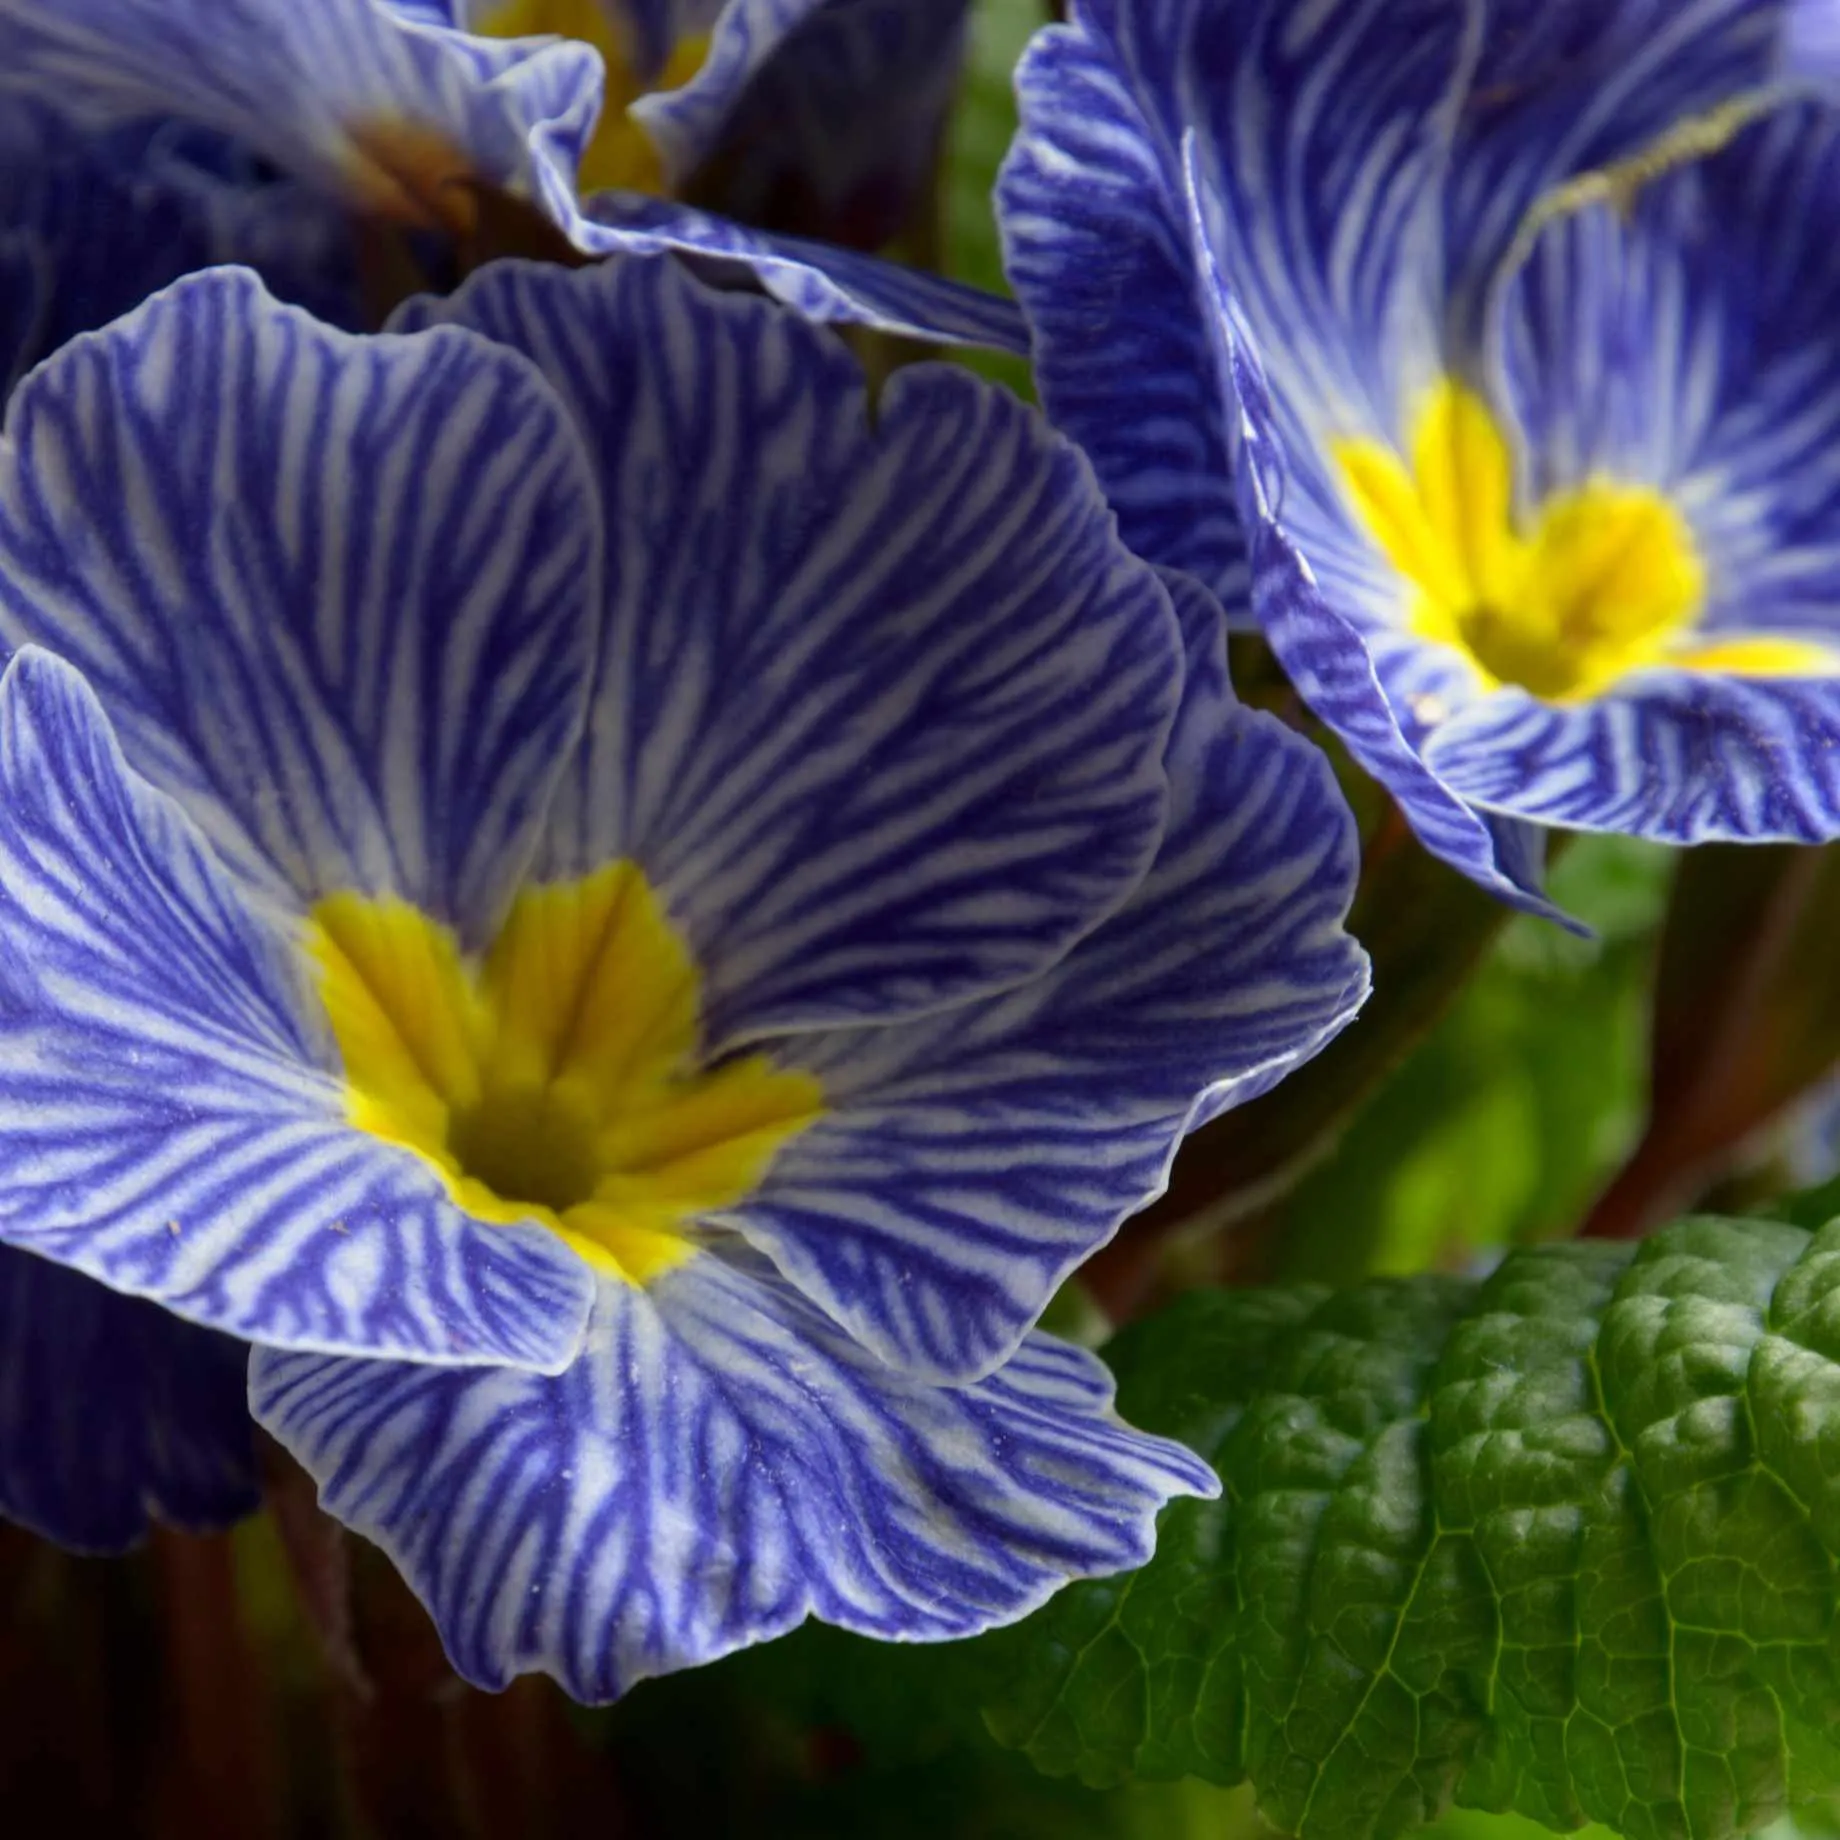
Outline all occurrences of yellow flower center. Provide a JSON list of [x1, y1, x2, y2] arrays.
[[306, 862, 822, 1285], [1333, 379, 1830, 703], [475, 0, 710, 195]]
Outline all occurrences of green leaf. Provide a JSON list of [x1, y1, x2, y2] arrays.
[[983, 1219, 1840, 1840], [1271, 835, 1668, 1288], [941, 0, 1037, 398]]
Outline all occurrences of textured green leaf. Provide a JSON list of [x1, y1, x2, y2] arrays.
[[984, 1220, 1840, 1840]]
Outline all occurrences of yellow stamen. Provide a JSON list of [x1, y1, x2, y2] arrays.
[[306, 864, 822, 1285], [1332, 379, 1832, 702]]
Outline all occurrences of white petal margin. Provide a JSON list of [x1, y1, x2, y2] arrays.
[[250, 1250, 1218, 1703], [736, 573, 1369, 1382], [569, 197, 1029, 352], [0, 267, 601, 945], [0, 649, 595, 1372], [0, 0, 603, 221], [393, 256, 1183, 1047]]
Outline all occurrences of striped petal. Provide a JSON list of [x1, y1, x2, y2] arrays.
[[1496, 101, 1840, 643], [0, 100, 361, 394], [1186, 156, 1567, 921], [634, 0, 970, 249], [630, 0, 830, 183], [0, 267, 600, 943], [737, 573, 1368, 1381], [0, 0, 604, 227], [0, 0, 1019, 349], [567, 196, 1027, 350], [999, 16, 1246, 607], [0, 1246, 256, 1553], [1001, 0, 1806, 903], [394, 255, 1181, 1045], [1422, 675, 1840, 842], [1418, 100, 1840, 842], [1172, 0, 1798, 457], [1445, 0, 1795, 339], [251, 1251, 1216, 1702], [0, 648, 595, 1371]]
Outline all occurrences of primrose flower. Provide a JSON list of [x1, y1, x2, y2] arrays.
[[0, 256, 1364, 1691], [0, 0, 1016, 348], [0, 100, 368, 1551], [1000, 0, 1840, 913], [0, 1248, 256, 1551], [0, 99, 361, 403], [618, 0, 974, 248]]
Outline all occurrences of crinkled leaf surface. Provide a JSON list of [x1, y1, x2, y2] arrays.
[[983, 1218, 1840, 1840]]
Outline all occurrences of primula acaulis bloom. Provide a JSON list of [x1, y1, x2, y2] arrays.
[[0, 98, 362, 402], [455, 0, 968, 250], [1000, 0, 1840, 915], [618, 0, 974, 248], [0, 255, 1365, 1692], [0, 1250, 256, 1551], [0, 99, 359, 1551], [0, 0, 1016, 349]]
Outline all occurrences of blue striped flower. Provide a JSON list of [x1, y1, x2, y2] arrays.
[[0, 99, 364, 401], [0, 1250, 257, 1552], [620, 0, 974, 248], [0, 99, 375, 1552], [0, 0, 1018, 350], [0, 256, 1365, 1691], [1000, 0, 1840, 915]]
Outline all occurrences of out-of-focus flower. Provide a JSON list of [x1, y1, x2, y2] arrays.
[[631, 0, 972, 249], [0, 256, 1364, 1692], [443, 0, 970, 249], [0, 0, 1019, 346], [0, 99, 363, 400], [0, 1249, 256, 1551], [1000, 0, 1840, 916]]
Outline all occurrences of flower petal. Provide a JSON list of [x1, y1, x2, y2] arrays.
[[1447, 0, 1795, 335], [0, 266, 600, 943], [1419, 100, 1840, 843], [0, 1245, 256, 1553], [1186, 153, 1569, 921], [735, 572, 1367, 1381], [1496, 101, 1840, 644], [251, 1250, 1216, 1701], [0, 0, 1020, 348], [999, 15, 1246, 605], [0, 648, 595, 1370], [629, 0, 833, 184], [568, 194, 1028, 350], [1422, 676, 1840, 843], [0, 100, 362, 391], [634, 0, 971, 249], [394, 255, 1182, 1044], [0, 0, 604, 223]]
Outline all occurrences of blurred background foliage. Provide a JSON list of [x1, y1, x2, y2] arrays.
[[10, 1, 1840, 1835]]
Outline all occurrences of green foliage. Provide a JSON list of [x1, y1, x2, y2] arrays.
[[1276, 837, 1670, 1286], [982, 1218, 1840, 1840], [941, 0, 1037, 397]]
